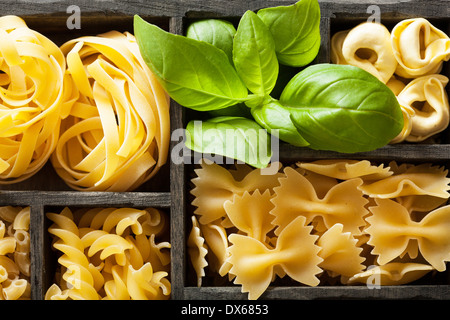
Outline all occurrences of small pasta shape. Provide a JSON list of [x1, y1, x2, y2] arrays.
[[397, 74, 449, 142], [347, 263, 434, 286], [271, 167, 368, 235], [46, 207, 170, 300], [391, 18, 450, 78], [190, 160, 282, 224], [187, 215, 208, 287], [0, 206, 31, 300], [227, 216, 322, 300], [366, 198, 450, 271], [336, 22, 398, 83], [359, 163, 450, 199]]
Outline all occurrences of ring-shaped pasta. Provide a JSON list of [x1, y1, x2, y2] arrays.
[[0, 15, 65, 183], [339, 22, 397, 84], [391, 18, 450, 78], [52, 31, 170, 191]]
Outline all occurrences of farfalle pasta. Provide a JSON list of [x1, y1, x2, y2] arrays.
[[228, 216, 322, 300], [46, 206, 171, 300], [190, 160, 282, 224], [0, 206, 31, 300], [366, 198, 450, 271], [0, 16, 65, 184], [189, 160, 450, 299], [331, 18, 450, 143], [51, 31, 170, 191], [271, 166, 368, 235]]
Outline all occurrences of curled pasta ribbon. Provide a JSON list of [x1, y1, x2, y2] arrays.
[[317, 223, 365, 278], [332, 22, 397, 83], [358, 163, 450, 199], [271, 167, 368, 235], [52, 31, 170, 191], [227, 216, 322, 300], [187, 215, 208, 287], [297, 159, 392, 181], [347, 263, 434, 286], [191, 160, 282, 224], [0, 15, 65, 183], [366, 199, 450, 271], [391, 18, 450, 78], [396, 74, 449, 142]]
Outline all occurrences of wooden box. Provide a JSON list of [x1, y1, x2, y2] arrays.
[[0, 0, 448, 300]]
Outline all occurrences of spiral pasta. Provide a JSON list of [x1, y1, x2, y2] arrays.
[[0, 16, 65, 184], [46, 207, 171, 300], [51, 31, 170, 191]]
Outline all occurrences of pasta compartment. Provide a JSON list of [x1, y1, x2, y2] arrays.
[[186, 159, 450, 299], [0, 14, 171, 192], [44, 205, 171, 300]]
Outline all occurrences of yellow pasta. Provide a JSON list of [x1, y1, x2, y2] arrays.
[[191, 160, 282, 224], [391, 18, 450, 78], [397, 74, 449, 142], [223, 190, 274, 243], [359, 163, 450, 199], [187, 215, 208, 287], [333, 22, 398, 83], [0, 16, 66, 184], [297, 159, 392, 181], [189, 160, 450, 298], [0, 206, 31, 300], [317, 223, 365, 278], [51, 31, 170, 191], [347, 263, 434, 286], [227, 216, 322, 300], [46, 207, 171, 300], [271, 167, 368, 235], [366, 198, 450, 271]]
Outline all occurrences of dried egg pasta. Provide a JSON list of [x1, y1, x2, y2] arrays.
[[52, 31, 170, 191], [0, 16, 65, 183]]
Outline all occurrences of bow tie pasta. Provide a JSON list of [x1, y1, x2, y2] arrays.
[[189, 160, 450, 299], [51, 31, 170, 191], [0, 16, 65, 184]]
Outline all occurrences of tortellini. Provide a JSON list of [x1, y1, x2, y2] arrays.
[[392, 18, 450, 78], [331, 18, 450, 143], [332, 22, 397, 83]]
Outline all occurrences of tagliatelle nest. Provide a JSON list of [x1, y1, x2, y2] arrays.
[[51, 31, 170, 191]]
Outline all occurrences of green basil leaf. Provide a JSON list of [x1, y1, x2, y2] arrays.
[[280, 64, 404, 153], [185, 116, 272, 168], [134, 15, 249, 111], [251, 99, 309, 147], [233, 10, 278, 96], [186, 19, 236, 65], [208, 103, 252, 119], [257, 0, 321, 67]]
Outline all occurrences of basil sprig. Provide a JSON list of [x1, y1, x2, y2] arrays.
[[134, 0, 404, 168]]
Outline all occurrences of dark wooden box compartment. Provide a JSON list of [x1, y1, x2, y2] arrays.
[[0, 0, 448, 300]]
